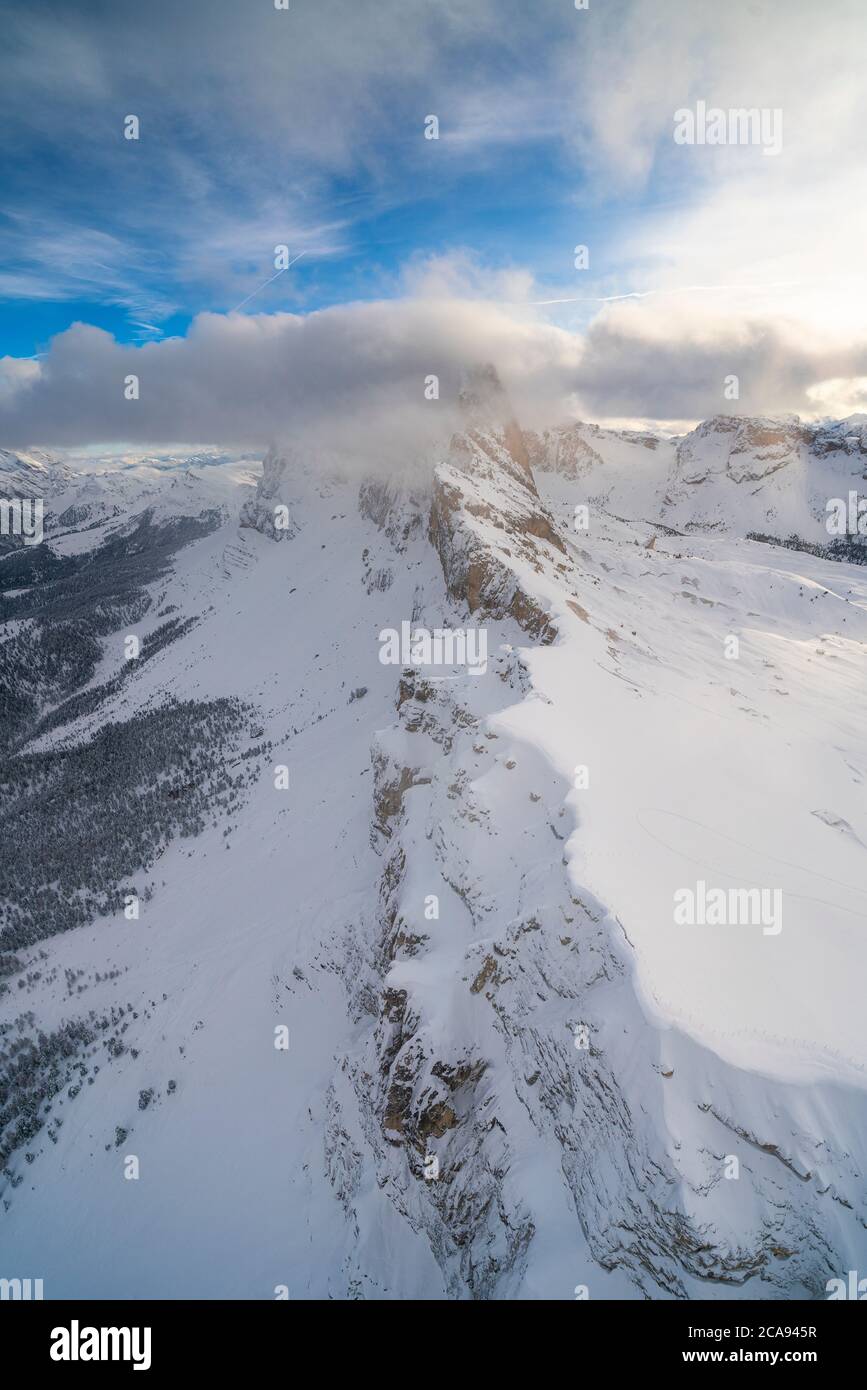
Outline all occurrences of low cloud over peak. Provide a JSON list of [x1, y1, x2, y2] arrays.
[[3, 287, 867, 457]]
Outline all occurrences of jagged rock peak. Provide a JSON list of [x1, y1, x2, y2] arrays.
[[239, 443, 301, 540], [457, 363, 511, 427], [454, 364, 536, 493]]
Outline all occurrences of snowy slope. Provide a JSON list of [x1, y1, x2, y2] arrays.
[[1, 408, 866, 1300], [0, 448, 73, 499]]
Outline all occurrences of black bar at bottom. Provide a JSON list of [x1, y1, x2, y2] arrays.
[[4, 1294, 861, 1375]]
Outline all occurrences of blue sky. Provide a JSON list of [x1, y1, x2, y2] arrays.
[[0, 0, 603, 354], [1, 0, 866, 445], [0, 0, 711, 356]]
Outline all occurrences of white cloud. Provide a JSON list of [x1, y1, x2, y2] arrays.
[[3, 276, 866, 451], [0, 299, 580, 454]]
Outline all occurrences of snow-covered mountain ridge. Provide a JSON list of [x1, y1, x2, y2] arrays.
[[1, 403, 865, 1299]]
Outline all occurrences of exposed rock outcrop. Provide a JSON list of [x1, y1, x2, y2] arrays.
[[239, 445, 300, 539]]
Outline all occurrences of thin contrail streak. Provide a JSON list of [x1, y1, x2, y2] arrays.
[[230, 252, 307, 312], [525, 280, 803, 306]]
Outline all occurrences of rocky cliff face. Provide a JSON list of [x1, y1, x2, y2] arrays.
[[524, 424, 606, 479], [330, 407, 867, 1297], [428, 378, 568, 643], [239, 445, 301, 539], [674, 415, 805, 486]]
